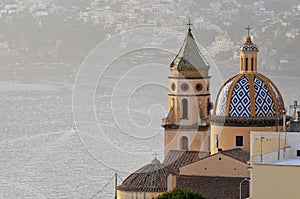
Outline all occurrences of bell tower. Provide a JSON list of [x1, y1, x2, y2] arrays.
[[162, 26, 211, 156]]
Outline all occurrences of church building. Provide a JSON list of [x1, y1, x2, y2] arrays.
[[117, 26, 286, 199]]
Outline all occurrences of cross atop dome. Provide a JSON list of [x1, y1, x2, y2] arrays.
[[246, 25, 252, 36], [245, 25, 253, 43]]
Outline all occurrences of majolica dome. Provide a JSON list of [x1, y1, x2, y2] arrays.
[[214, 73, 284, 118], [212, 33, 285, 126]]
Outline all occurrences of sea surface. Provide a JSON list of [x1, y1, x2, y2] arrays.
[[1, 30, 299, 198]]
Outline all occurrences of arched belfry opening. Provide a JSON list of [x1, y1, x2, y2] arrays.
[[180, 136, 188, 151], [182, 98, 188, 119]]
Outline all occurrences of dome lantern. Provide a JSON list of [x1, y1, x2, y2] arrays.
[[239, 26, 259, 73]]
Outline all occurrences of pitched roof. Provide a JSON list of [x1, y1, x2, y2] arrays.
[[163, 150, 210, 171], [184, 148, 250, 165], [117, 158, 177, 192], [170, 29, 210, 72], [220, 148, 250, 163]]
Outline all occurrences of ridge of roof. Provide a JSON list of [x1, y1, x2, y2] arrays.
[[163, 150, 210, 171], [189, 148, 250, 164], [171, 148, 250, 171], [220, 148, 250, 163]]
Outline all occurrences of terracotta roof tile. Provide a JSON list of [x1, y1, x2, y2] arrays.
[[117, 158, 177, 192], [163, 150, 210, 171], [221, 148, 250, 163]]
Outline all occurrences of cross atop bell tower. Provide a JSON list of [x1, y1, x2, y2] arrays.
[[187, 20, 193, 32]]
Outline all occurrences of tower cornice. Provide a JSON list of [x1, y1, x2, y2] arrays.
[[168, 76, 211, 80]]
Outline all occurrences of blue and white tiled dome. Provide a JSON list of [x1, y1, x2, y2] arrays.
[[214, 73, 284, 118]]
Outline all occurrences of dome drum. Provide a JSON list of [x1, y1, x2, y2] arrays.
[[211, 115, 284, 127]]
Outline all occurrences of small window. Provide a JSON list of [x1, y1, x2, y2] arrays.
[[236, 136, 244, 148], [245, 58, 248, 70], [195, 83, 203, 91], [181, 83, 189, 91], [181, 136, 188, 151], [297, 150, 300, 157], [214, 134, 219, 149], [171, 83, 176, 91]]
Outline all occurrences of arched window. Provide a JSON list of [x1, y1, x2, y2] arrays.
[[182, 98, 188, 119], [240, 57, 243, 69], [245, 58, 248, 70], [181, 136, 188, 150], [207, 98, 210, 116]]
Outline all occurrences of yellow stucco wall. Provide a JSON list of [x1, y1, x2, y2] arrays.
[[252, 164, 300, 199], [251, 132, 288, 157], [210, 125, 280, 154], [179, 153, 250, 178], [164, 129, 210, 156], [167, 174, 177, 191]]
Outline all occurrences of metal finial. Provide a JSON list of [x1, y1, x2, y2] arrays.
[[153, 152, 159, 157], [187, 19, 193, 32], [246, 25, 252, 36]]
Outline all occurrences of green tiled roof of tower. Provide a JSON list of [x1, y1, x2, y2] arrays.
[[170, 29, 210, 72]]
